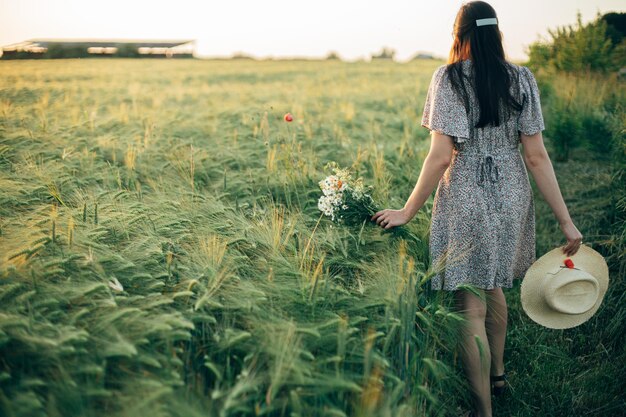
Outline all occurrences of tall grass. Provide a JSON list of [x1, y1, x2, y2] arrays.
[[0, 58, 623, 417], [536, 67, 623, 162], [500, 68, 626, 416]]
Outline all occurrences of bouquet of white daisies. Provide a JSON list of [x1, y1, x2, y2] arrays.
[[317, 161, 378, 225]]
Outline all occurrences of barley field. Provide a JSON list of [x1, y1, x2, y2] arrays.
[[0, 59, 624, 417]]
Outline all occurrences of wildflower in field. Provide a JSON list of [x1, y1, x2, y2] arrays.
[[284, 113, 293, 122], [317, 161, 378, 224]]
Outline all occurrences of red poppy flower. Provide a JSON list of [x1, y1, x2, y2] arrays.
[[564, 258, 574, 269], [284, 113, 293, 122]]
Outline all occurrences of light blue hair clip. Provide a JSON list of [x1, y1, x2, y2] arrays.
[[476, 17, 498, 26]]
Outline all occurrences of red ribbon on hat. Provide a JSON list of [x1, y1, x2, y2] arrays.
[[564, 258, 574, 269]]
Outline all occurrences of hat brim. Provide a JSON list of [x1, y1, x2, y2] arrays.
[[521, 244, 609, 329]]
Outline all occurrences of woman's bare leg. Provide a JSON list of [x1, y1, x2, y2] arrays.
[[454, 289, 492, 417], [485, 288, 508, 386]]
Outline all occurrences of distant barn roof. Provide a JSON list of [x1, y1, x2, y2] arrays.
[[3, 38, 194, 50]]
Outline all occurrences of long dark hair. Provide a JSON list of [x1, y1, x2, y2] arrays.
[[446, 1, 522, 128]]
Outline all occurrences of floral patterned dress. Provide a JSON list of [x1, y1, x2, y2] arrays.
[[421, 59, 545, 291]]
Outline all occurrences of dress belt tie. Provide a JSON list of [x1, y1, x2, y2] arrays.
[[476, 153, 500, 186], [455, 147, 519, 213], [475, 153, 503, 212]]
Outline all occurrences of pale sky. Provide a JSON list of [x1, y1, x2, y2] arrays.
[[0, 0, 623, 61]]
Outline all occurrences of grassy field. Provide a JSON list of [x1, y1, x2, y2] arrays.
[[0, 59, 624, 417]]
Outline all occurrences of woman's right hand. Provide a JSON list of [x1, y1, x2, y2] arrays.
[[559, 220, 583, 256]]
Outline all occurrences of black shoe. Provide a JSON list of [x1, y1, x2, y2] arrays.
[[490, 373, 508, 396]]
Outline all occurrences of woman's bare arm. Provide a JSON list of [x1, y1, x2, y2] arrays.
[[521, 132, 571, 224], [372, 131, 453, 228], [520, 131, 583, 256], [403, 132, 454, 218], [372, 131, 454, 229]]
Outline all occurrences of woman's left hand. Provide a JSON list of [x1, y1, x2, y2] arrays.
[[371, 208, 411, 230]]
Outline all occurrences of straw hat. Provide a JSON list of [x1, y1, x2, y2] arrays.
[[521, 244, 609, 329]]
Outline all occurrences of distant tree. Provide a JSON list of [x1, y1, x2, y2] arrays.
[[44, 45, 89, 59], [601, 12, 626, 45], [231, 52, 254, 60], [601, 12, 626, 69], [325, 51, 341, 60], [371, 47, 396, 61], [526, 11, 624, 73], [116, 44, 140, 58], [411, 52, 434, 60], [526, 41, 552, 70]]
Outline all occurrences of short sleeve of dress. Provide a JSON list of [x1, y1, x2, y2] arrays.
[[517, 66, 545, 135], [421, 65, 470, 143]]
